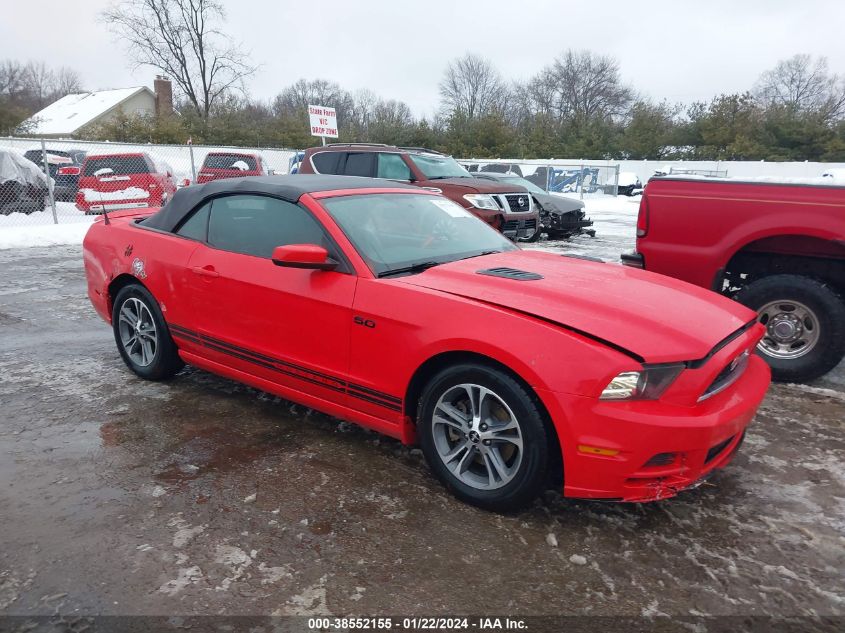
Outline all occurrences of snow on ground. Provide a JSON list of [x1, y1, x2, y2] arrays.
[[527, 193, 641, 261], [0, 202, 93, 250]]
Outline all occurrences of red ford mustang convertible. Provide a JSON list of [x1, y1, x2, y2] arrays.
[[83, 175, 771, 511]]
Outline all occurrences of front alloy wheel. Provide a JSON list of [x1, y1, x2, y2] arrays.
[[418, 364, 551, 512], [432, 383, 524, 490]]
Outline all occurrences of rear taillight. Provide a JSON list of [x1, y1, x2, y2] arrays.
[[636, 195, 649, 238], [58, 166, 81, 176]]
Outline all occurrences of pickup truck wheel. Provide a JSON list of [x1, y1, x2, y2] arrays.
[[418, 364, 550, 512], [112, 284, 184, 381], [736, 275, 845, 382]]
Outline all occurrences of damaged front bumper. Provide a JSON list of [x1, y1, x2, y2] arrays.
[[542, 352, 770, 503]]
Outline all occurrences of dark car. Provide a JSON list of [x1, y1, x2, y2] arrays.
[[23, 148, 87, 202], [0, 149, 49, 215], [474, 172, 594, 240], [298, 144, 541, 241]]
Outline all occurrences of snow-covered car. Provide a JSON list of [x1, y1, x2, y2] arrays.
[[0, 149, 49, 215], [474, 172, 595, 240], [617, 171, 642, 196], [75, 153, 177, 214]]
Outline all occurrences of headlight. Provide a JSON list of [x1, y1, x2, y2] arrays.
[[599, 364, 684, 401], [463, 194, 499, 210]]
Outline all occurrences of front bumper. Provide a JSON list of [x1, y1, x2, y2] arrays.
[[620, 251, 644, 268], [543, 353, 770, 502], [502, 212, 540, 241], [542, 212, 594, 237]]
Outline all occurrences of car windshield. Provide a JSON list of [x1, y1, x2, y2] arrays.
[[321, 193, 517, 276], [408, 154, 472, 180], [496, 175, 546, 195]]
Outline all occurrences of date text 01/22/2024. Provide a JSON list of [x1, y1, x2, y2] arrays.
[[307, 617, 527, 630]]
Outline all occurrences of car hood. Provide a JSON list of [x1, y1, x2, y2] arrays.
[[421, 178, 523, 194], [534, 192, 585, 214], [395, 250, 754, 363]]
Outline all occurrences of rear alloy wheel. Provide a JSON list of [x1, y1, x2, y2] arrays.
[[736, 274, 845, 383], [112, 284, 183, 380], [418, 364, 550, 512]]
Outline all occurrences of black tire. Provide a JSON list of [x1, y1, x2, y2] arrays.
[[112, 284, 184, 380], [735, 274, 845, 383], [417, 363, 551, 512]]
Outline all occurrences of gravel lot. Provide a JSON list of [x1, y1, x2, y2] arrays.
[[0, 200, 843, 631]]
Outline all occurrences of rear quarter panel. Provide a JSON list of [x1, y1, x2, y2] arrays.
[[82, 214, 199, 328], [638, 179, 845, 288]]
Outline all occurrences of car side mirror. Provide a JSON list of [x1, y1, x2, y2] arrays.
[[271, 244, 338, 271]]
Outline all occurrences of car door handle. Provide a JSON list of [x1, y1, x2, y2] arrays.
[[191, 266, 219, 278]]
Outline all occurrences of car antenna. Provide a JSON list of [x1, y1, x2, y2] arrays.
[[102, 208, 110, 225]]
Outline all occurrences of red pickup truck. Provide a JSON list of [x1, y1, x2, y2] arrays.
[[622, 176, 845, 383]]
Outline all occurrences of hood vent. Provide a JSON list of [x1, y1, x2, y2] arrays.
[[476, 267, 543, 281]]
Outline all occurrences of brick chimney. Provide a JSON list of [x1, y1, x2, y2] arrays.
[[154, 75, 173, 117]]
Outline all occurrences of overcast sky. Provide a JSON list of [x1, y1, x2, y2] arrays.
[[2, 0, 844, 117]]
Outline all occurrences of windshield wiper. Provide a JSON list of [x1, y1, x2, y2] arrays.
[[455, 250, 501, 261], [426, 175, 469, 180], [377, 261, 441, 278]]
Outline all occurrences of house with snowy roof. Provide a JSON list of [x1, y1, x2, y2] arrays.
[[21, 77, 173, 138]]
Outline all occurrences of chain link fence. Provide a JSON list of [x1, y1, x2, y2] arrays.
[[0, 137, 298, 228], [459, 160, 621, 197]]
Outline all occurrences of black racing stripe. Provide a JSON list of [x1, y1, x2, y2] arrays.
[[202, 340, 347, 395], [171, 329, 201, 344], [168, 323, 195, 336], [167, 322, 403, 411], [348, 390, 402, 412], [200, 332, 345, 386], [347, 382, 402, 404]]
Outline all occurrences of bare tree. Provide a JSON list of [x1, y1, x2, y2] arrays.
[[439, 53, 506, 120], [528, 49, 633, 122], [754, 54, 845, 120], [102, 0, 258, 118], [272, 79, 354, 120], [0, 60, 27, 99], [53, 67, 83, 97], [345, 88, 379, 138]]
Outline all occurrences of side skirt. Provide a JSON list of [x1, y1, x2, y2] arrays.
[[178, 350, 413, 443]]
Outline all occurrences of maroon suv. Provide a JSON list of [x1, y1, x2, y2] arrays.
[[298, 144, 540, 241]]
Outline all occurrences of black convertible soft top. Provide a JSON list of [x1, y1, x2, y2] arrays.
[[142, 174, 418, 233]]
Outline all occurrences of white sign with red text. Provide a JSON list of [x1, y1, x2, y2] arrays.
[[308, 105, 338, 138]]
